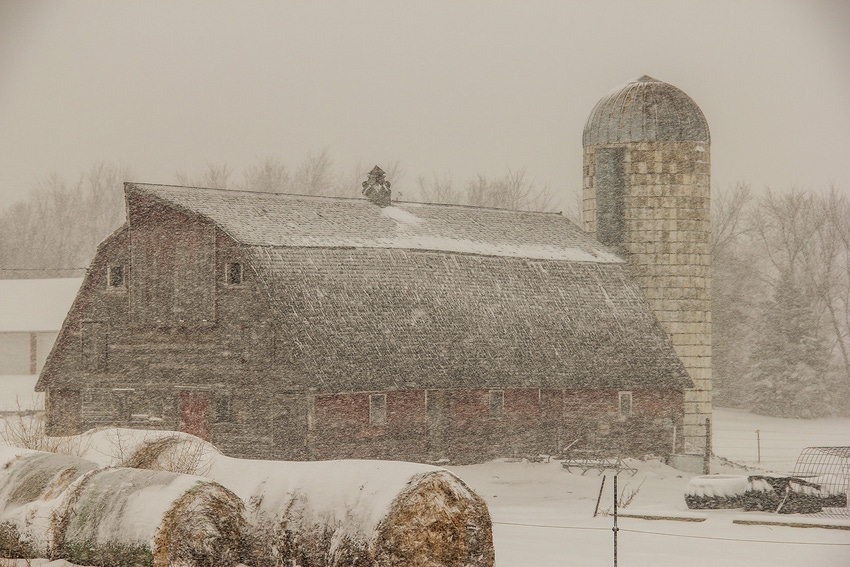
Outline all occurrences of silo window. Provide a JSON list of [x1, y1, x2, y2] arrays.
[[226, 263, 243, 285]]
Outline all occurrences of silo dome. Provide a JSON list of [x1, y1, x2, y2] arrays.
[[582, 75, 710, 146]]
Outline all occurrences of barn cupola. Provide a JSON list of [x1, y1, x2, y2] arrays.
[[362, 165, 392, 207]]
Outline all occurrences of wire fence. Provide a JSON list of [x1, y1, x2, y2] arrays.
[[492, 520, 850, 546]]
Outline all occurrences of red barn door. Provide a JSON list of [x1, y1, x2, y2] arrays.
[[180, 391, 210, 441]]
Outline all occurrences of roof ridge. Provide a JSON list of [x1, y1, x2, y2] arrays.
[[126, 182, 566, 216]]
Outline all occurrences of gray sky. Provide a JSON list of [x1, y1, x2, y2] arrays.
[[1, 0, 849, 211]]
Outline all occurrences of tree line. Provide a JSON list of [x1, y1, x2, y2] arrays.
[[0, 151, 556, 277], [711, 185, 850, 418], [1, 156, 847, 418]]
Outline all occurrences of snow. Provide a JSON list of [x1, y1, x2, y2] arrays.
[[713, 408, 850, 472], [380, 205, 424, 226], [2, 410, 850, 566], [369, 235, 623, 262], [687, 475, 751, 498], [0, 375, 43, 411], [0, 278, 83, 332]]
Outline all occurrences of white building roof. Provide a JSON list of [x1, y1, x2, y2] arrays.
[[0, 278, 83, 332]]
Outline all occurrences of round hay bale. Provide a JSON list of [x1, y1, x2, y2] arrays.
[[373, 470, 494, 567], [0, 447, 100, 558], [52, 467, 245, 567], [82, 433, 495, 567], [240, 465, 494, 567], [0, 447, 99, 508]]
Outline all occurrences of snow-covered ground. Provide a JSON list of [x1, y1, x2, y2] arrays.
[[447, 408, 850, 567], [1, 406, 848, 566]]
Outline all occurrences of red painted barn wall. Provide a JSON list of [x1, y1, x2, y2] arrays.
[[308, 387, 682, 464], [310, 391, 427, 461]]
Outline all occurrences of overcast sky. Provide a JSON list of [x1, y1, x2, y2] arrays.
[[1, 0, 849, 211]]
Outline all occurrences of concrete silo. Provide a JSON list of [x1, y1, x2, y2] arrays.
[[582, 75, 711, 451]]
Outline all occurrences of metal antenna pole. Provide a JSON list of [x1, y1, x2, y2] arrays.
[[613, 474, 619, 567]]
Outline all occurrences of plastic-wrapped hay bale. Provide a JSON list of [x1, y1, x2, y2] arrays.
[[51, 467, 245, 567], [0, 446, 100, 558], [742, 475, 827, 514], [685, 475, 749, 509]]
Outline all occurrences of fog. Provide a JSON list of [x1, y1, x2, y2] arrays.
[[1, 0, 849, 210]]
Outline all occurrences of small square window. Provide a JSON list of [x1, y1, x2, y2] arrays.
[[369, 394, 387, 426], [619, 391, 633, 418], [489, 390, 504, 420], [227, 263, 243, 285], [107, 266, 125, 288]]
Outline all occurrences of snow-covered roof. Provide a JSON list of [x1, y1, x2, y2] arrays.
[[126, 183, 622, 263], [0, 278, 83, 332], [109, 183, 689, 392]]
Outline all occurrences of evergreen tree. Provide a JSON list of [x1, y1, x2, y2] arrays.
[[745, 272, 833, 417]]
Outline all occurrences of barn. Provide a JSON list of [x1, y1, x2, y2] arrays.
[[36, 179, 691, 463], [38, 76, 711, 463]]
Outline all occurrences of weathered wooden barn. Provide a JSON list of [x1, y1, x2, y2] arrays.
[[37, 181, 692, 463]]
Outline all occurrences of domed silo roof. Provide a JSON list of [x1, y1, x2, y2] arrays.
[[583, 76, 710, 146]]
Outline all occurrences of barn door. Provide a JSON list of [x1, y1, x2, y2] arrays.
[[426, 390, 452, 460], [180, 391, 210, 441], [272, 393, 307, 460]]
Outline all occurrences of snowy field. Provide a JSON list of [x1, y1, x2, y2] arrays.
[[1, 404, 848, 566], [447, 408, 850, 567]]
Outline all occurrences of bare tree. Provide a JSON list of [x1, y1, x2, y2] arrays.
[[291, 148, 335, 195], [0, 163, 130, 278], [175, 163, 233, 189], [809, 187, 850, 382], [416, 167, 558, 212], [710, 184, 762, 407], [711, 183, 752, 257], [242, 156, 290, 193], [417, 173, 462, 205]]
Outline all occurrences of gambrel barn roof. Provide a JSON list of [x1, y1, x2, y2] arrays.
[[85, 183, 693, 394]]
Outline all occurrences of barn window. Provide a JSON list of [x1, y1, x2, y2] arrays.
[[619, 391, 633, 418], [226, 263, 243, 285], [214, 394, 233, 423], [369, 394, 387, 426], [489, 390, 504, 420], [107, 265, 125, 288]]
